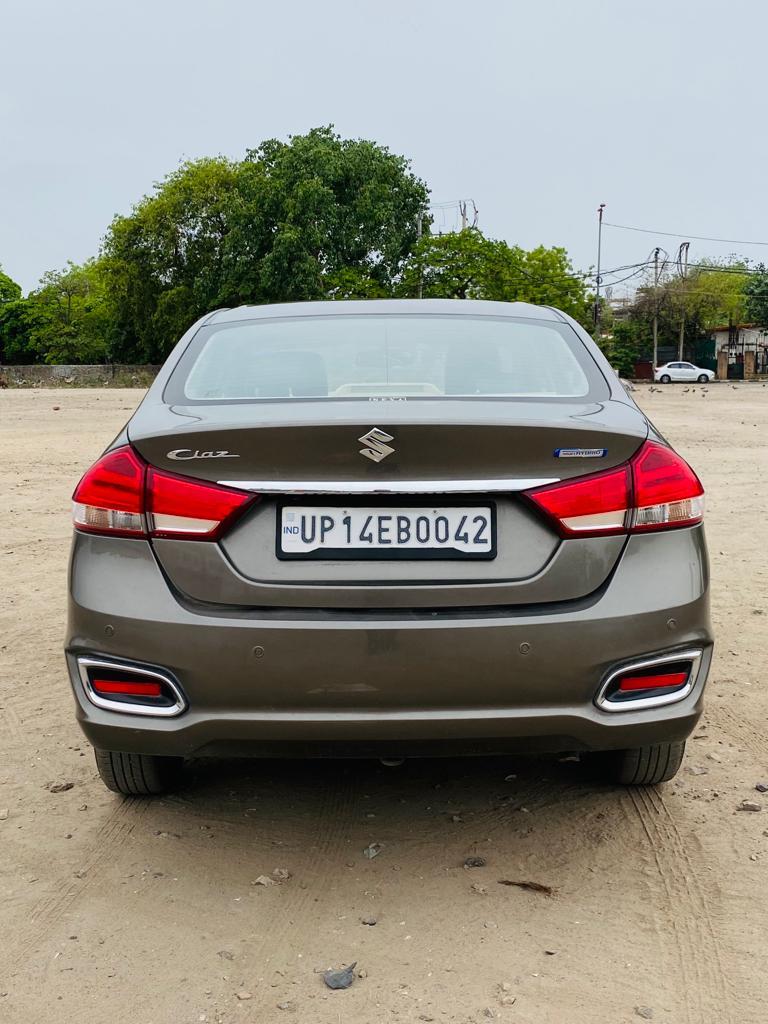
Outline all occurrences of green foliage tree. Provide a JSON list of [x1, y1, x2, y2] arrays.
[[399, 229, 591, 325], [23, 261, 113, 364], [0, 265, 22, 304], [744, 263, 768, 329], [104, 128, 429, 361], [623, 261, 749, 359]]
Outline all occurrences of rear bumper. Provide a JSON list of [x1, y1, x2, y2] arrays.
[[65, 528, 713, 758]]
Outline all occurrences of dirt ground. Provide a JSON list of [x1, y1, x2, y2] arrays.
[[1, 383, 766, 1024]]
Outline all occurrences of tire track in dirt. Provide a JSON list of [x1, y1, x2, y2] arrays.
[[710, 705, 765, 758], [626, 787, 734, 1024], [235, 765, 361, 1011], [0, 797, 151, 979]]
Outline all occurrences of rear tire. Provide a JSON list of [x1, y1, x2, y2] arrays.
[[94, 748, 183, 796], [697, 374, 708, 383], [660, 374, 671, 384], [594, 741, 685, 786]]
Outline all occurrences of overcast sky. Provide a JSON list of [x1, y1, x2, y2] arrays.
[[2, 0, 766, 295]]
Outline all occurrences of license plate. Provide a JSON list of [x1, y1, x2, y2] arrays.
[[277, 505, 496, 560]]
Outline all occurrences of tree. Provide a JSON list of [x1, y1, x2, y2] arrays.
[[0, 266, 22, 305], [103, 128, 429, 361], [23, 260, 113, 363], [745, 264, 768, 329], [398, 229, 591, 325], [622, 260, 749, 360]]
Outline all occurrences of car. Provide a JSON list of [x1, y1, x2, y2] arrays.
[[65, 299, 712, 795], [654, 361, 715, 384]]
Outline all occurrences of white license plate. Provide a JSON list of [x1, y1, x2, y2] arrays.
[[278, 505, 496, 559]]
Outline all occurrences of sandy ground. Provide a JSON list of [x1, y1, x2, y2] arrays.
[[1, 383, 767, 1024]]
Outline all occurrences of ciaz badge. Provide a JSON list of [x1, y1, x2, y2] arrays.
[[167, 449, 240, 461]]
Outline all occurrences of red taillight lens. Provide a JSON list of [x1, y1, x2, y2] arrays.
[[146, 467, 255, 540], [72, 446, 146, 537], [92, 678, 163, 697], [525, 441, 704, 538], [72, 445, 257, 540], [631, 441, 704, 531], [525, 465, 631, 537]]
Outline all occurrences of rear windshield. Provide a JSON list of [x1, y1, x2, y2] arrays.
[[167, 315, 604, 403]]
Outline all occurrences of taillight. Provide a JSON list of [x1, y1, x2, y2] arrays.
[[526, 441, 704, 538], [523, 464, 631, 536], [72, 447, 146, 537], [146, 466, 254, 540], [72, 445, 257, 540], [631, 441, 704, 531]]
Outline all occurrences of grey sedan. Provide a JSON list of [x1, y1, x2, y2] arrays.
[[66, 300, 712, 794]]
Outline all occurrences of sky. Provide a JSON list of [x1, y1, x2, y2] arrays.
[[2, 0, 767, 296]]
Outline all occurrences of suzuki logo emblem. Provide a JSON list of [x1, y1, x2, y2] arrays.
[[358, 427, 395, 463]]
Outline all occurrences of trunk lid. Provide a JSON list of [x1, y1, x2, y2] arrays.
[[129, 398, 648, 609]]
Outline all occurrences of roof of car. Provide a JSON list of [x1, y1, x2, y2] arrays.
[[207, 299, 565, 325]]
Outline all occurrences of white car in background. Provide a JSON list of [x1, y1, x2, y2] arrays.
[[654, 362, 715, 384]]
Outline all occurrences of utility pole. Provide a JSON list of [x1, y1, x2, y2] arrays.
[[652, 247, 661, 371], [677, 241, 690, 360], [594, 203, 605, 339], [416, 207, 424, 299]]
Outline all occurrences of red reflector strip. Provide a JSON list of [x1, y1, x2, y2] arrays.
[[618, 671, 688, 692], [91, 678, 163, 697]]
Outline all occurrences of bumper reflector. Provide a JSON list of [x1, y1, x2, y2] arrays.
[[596, 650, 702, 712], [77, 657, 187, 717], [618, 671, 689, 692], [92, 678, 163, 698]]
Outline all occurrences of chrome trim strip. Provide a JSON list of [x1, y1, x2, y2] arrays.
[[77, 656, 187, 718], [217, 477, 559, 495], [595, 648, 703, 713]]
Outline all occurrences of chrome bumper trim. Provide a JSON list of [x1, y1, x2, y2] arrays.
[[595, 648, 703, 713], [216, 477, 559, 495], [77, 656, 187, 718]]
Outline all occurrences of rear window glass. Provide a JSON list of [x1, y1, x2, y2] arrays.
[[168, 315, 602, 403]]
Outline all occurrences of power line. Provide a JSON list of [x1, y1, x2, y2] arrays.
[[604, 221, 768, 247]]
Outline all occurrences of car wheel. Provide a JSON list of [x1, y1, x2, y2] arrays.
[[660, 374, 671, 384], [697, 374, 709, 383], [94, 748, 184, 796], [593, 740, 685, 786]]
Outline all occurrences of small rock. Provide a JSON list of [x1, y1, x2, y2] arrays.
[[755, 784, 768, 793], [450, 814, 463, 823], [52, 406, 60, 411], [272, 868, 291, 881], [253, 874, 276, 886], [47, 782, 75, 793], [217, 950, 235, 960], [235, 991, 253, 1001], [483, 1008, 495, 1019], [323, 962, 357, 990], [504, 774, 517, 782], [738, 801, 761, 812], [361, 915, 377, 926], [635, 1009, 653, 1020], [463, 856, 486, 869], [0, 809, 8, 821], [471, 882, 488, 895], [686, 766, 708, 776], [544, 949, 557, 955], [363, 842, 383, 859], [276, 1000, 295, 1010], [707, 752, 722, 763]]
